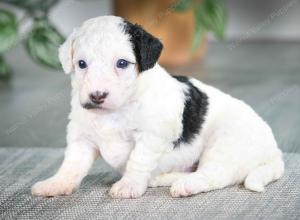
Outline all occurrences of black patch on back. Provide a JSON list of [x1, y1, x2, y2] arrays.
[[122, 20, 163, 72], [173, 76, 209, 147]]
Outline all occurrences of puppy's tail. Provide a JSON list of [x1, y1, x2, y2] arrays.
[[244, 156, 284, 192]]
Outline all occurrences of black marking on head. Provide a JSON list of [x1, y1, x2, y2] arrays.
[[122, 20, 163, 72], [172, 76, 209, 148]]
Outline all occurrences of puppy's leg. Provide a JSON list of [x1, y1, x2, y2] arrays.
[[109, 133, 168, 199], [149, 172, 189, 187], [170, 162, 237, 197], [244, 157, 284, 192], [32, 141, 99, 197]]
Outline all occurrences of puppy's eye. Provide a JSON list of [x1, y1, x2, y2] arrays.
[[116, 59, 129, 69], [78, 60, 87, 69]]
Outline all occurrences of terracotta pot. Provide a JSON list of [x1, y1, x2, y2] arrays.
[[114, 0, 207, 67]]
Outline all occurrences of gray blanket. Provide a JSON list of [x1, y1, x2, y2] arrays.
[[0, 148, 299, 220]]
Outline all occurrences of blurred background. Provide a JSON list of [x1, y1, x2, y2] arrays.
[[0, 0, 299, 153]]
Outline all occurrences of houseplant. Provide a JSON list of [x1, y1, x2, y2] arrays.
[[115, 0, 227, 66], [0, 0, 64, 79]]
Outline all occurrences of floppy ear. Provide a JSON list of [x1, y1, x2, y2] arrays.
[[59, 29, 78, 74], [124, 21, 163, 72]]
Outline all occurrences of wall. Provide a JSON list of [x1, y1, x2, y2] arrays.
[[51, 0, 300, 41], [1, 0, 300, 41]]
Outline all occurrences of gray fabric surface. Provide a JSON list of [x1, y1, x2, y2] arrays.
[[0, 148, 299, 220]]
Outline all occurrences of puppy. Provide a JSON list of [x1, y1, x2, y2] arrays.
[[32, 16, 284, 198]]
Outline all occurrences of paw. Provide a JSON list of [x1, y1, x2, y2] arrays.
[[109, 177, 147, 199], [170, 178, 194, 197], [170, 176, 210, 198], [31, 177, 78, 197], [244, 177, 265, 192]]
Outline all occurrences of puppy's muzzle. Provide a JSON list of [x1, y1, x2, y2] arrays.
[[90, 91, 108, 105], [82, 91, 109, 109]]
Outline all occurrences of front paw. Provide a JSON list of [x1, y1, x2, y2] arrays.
[[32, 176, 79, 197], [109, 177, 147, 199]]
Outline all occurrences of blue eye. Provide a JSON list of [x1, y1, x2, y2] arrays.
[[116, 59, 129, 69], [78, 60, 87, 69]]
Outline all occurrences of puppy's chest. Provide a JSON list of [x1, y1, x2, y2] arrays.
[[89, 115, 136, 171]]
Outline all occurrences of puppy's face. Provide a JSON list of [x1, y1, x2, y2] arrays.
[[59, 16, 163, 111]]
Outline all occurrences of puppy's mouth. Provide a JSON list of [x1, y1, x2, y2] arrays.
[[82, 102, 103, 110]]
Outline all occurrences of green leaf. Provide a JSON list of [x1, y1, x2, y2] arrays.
[[191, 10, 205, 52], [2, 0, 59, 12], [195, 0, 227, 39], [25, 18, 65, 69], [173, 0, 193, 12], [0, 56, 11, 79], [0, 9, 18, 53]]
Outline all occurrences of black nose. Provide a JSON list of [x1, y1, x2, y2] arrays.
[[89, 91, 108, 104]]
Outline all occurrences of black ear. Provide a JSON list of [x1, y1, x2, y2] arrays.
[[123, 21, 163, 72]]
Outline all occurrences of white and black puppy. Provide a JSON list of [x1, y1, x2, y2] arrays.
[[32, 16, 284, 198]]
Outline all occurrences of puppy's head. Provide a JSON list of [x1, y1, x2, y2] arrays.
[[59, 16, 163, 111]]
